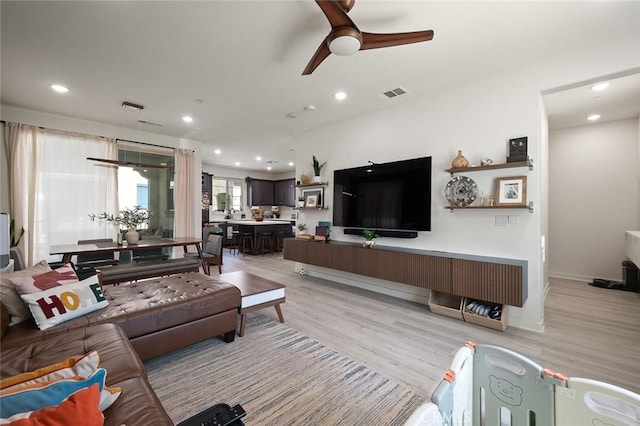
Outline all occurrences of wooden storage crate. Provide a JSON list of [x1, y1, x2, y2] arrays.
[[462, 298, 508, 331], [428, 291, 464, 320]]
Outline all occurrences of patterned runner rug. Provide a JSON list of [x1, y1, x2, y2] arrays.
[[145, 315, 426, 425]]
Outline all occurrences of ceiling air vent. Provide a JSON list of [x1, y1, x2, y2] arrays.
[[376, 86, 409, 101]]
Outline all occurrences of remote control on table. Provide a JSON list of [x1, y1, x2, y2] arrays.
[[176, 403, 246, 426]]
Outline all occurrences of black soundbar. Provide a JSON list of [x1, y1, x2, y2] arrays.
[[343, 228, 418, 239]]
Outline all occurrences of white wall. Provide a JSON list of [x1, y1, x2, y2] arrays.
[[292, 36, 639, 332], [549, 118, 639, 282]]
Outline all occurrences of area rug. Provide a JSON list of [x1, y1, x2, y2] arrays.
[[145, 316, 426, 425]]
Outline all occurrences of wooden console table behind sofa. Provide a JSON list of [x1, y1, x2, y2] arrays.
[[283, 239, 527, 307]]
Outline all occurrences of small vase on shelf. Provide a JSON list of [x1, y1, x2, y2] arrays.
[[451, 150, 469, 168], [125, 228, 139, 244], [312, 175, 322, 184]]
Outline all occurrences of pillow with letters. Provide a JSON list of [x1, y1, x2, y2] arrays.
[[0, 260, 52, 325], [9, 263, 79, 295], [18, 275, 108, 331]]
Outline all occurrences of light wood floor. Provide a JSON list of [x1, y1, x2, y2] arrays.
[[218, 250, 640, 398]]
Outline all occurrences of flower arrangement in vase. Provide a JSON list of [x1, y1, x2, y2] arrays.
[[89, 205, 151, 244]]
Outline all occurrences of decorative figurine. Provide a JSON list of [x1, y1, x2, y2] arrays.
[[488, 195, 495, 207]]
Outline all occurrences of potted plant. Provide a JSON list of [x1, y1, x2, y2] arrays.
[[312, 155, 326, 183], [298, 196, 305, 208], [89, 205, 152, 244], [362, 229, 379, 248], [297, 223, 307, 235]]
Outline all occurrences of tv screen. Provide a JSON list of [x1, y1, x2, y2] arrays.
[[333, 156, 432, 232]]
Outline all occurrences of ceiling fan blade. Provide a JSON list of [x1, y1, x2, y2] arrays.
[[315, 0, 357, 29], [360, 30, 434, 50], [87, 157, 169, 169], [302, 38, 332, 75]]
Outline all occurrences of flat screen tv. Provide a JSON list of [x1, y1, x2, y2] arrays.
[[333, 156, 431, 234]]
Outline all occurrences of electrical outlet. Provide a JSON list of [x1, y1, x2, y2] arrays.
[[495, 215, 508, 226], [508, 215, 519, 225], [300, 213, 305, 219]]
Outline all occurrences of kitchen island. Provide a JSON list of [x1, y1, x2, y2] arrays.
[[227, 220, 293, 255]]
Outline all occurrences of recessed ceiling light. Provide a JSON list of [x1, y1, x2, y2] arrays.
[[288, 162, 294, 166], [334, 91, 347, 101], [587, 114, 601, 121], [591, 82, 609, 91], [214, 149, 221, 155], [235, 162, 240, 166], [182, 115, 194, 123], [256, 156, 262, 161], [50, 84, 69, 93], [304, 105, 316, 112], [267, 166, 272, 171], [286, 112, 299, 119]]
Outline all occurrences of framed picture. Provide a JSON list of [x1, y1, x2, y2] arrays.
[[495, 176, 527, 207], [302, 188, 323, 208], [305, 194, 318, 208]]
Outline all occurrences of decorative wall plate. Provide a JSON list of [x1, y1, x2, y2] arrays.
[[445, 176, 478, 206]]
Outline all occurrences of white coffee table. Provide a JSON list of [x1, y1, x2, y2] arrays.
[[219, 271, 285, 337]]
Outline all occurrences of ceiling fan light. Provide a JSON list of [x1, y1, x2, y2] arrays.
[[329, 36, 361, 56]]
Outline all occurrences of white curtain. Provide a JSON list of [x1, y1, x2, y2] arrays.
[[174, 148, 196, 239], [5, 123, 117, 265], [4, 123, 38, 265]]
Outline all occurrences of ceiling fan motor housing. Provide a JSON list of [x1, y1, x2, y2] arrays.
[[328, 27, 362, 56]]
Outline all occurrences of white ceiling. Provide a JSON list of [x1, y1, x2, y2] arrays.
[[2, 1, 639, 172]]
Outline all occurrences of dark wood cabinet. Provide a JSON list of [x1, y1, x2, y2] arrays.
[[274, 179, 295, 206], [202, 172, 212, 223], [250, 179, 275, 206], [283, 239, 526, 307], [248, 178, 295, 207]]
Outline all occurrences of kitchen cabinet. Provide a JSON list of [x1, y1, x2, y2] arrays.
[[274, 179, 295, 206], [202, 172, 212, 223], [249, 179, 275, 206]]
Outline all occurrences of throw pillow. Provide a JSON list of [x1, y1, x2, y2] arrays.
[[0, 351, 100, 390], [9, 264, 78, 295], [0, 368, 108, 419], [19, 275, 108, 331], [0, 351, 121, 413], [0, 260, 52, 325], [2, 383, 103, 426]]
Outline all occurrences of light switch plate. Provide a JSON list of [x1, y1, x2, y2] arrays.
[[495, 215, 508, 226], [508, 215, 519, 225]]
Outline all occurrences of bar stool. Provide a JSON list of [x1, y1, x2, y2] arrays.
[[256, 231, 274, 256], [239, 232, 254, 257], [228, 230, 240, 256], [273, 230, 284, 253]]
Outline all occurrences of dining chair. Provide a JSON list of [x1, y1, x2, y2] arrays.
[[76, 239, 120, 270], [184, 234, 223, 275]]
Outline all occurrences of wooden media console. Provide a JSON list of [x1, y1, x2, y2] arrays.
[[283, 239, 527, 307]]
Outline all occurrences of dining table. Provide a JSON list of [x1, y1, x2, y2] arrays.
[[50, 236, 204, 264]]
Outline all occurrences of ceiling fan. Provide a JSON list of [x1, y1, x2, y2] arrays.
[[302, 0, 434, 75], [86, 157, 169, 169]]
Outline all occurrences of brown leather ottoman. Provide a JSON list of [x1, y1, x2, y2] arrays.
[[2, 272, 241, 360]]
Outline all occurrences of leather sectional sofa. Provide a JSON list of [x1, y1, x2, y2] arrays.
[[0, 272, 242, 424]]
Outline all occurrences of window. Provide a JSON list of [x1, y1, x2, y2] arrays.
[[117, 142, 174, 237], [211, 177, 243, 212]]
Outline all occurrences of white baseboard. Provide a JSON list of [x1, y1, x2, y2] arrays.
[[548, 271, 620, 283]]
